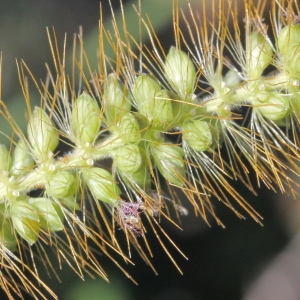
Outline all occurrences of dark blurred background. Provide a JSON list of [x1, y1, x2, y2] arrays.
[[0, 1, 299, 299]]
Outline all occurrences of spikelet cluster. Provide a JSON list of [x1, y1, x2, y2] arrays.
[[0, 0, 300, 298]]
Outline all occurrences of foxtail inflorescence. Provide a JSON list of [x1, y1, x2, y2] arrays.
[[1, 0, 300, 298]]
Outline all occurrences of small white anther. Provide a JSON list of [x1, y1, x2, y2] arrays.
[[154, 131, 161, 139], [224, 105, 230, 112], [259, 84, 265, 90], [190, 109, 196, 116], [86, 158, 94, 166], [12, 190, 20, 197], [49, 164, 56, 171]]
